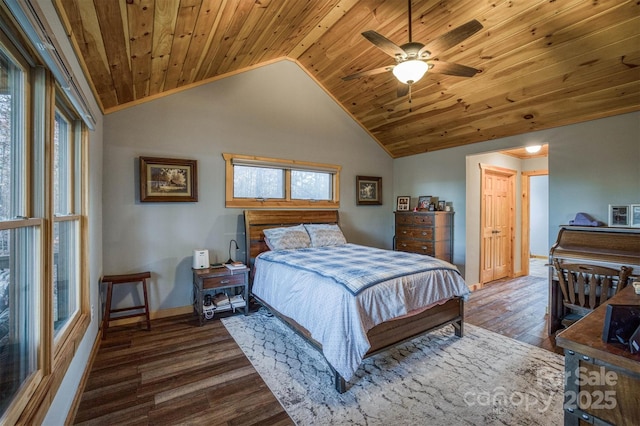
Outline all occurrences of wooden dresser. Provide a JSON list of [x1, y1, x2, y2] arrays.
[[556, 285, 640, 425], [394, 211, 454, 262]]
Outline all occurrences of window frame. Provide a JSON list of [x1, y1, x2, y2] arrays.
[[51, 95, 84, 347], [0, 7, 90, 424], [223, 153, 341, 209]]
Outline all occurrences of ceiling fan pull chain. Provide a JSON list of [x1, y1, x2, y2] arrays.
[[409, 85, 413, 112]]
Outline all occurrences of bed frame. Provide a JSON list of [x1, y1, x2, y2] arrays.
[[243, 209, 464, 392]]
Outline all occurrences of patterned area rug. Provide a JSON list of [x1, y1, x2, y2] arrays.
[[222, 308, 564, 426]]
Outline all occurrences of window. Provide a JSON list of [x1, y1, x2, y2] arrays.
[[52, 105, 82, 338], [223, 153, 341, 209], [0, 34, 42, 418], [0, 8, 89, 422]]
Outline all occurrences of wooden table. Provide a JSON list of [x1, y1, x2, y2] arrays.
[[556, 285, 640, 425], [192, 266, 249, 325]]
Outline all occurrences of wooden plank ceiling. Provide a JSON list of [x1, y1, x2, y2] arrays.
[[53, 0, 640, 158]]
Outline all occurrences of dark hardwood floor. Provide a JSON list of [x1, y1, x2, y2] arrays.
[[73, 311, 294, 425], [73, 261, 560, 424], [466, 260, 562, 355]]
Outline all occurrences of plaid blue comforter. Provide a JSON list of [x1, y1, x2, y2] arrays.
[[257, 243, 461, 295]]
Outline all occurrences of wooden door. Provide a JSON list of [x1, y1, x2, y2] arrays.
[[480, 165, 515, 284]]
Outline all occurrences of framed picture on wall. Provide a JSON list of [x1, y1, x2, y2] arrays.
[[608, 204, 629, 227], [396, 196, 410, 211], [356, 176, 382, 205], [139, 156, 198, 202], [630, 204, 640, 228]]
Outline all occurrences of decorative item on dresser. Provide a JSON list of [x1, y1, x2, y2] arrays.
[[394, 211, 454, 263]]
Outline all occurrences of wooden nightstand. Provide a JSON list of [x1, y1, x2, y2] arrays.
[[192, 266, 249, 325]]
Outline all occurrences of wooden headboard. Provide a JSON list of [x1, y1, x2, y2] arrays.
[[243, 210, 339, 267]]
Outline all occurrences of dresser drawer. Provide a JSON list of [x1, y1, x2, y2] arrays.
[[395, 214, 434, 226], [396, 226, 434, 240], [395, 240, 434, 255], [203, 273, 245, 289]]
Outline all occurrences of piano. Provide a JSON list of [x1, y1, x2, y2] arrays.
[[548, 226, 640, 335]]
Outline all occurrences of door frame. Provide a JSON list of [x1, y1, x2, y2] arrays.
[[479, 163, 516, 287], [520, 169, 549, 277]]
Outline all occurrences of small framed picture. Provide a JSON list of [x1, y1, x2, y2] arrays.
[[139, 156, 198, 202], [608, 205, 629, 227], [438, 200, 446, 211], [417, 196, 431, 210], [396, 196, 410, 211], [356, 176, 382, 205], [630, 204, 640, 228]]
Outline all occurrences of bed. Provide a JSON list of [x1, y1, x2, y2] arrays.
[[244, 210, 469, 392]]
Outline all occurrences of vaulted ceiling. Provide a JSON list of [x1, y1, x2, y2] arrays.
[[53, 0, 640, 158]]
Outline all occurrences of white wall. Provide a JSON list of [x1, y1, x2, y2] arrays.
[[530, 175, 549, 257], [394, 111, 640, 285], [101, 59, 394, 313]]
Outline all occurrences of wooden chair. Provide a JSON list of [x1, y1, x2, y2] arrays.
[[100, 271, 152, 339], [552, 260, 631, 328]]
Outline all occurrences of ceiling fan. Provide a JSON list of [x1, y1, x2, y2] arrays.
[[342, 0, 484, 99]]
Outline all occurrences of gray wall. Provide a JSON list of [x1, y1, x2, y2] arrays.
[[101, 59, 394, 313], [394, 111, 639, 285]]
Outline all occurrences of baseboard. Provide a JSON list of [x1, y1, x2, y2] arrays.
[[530, 254, 547, 259]]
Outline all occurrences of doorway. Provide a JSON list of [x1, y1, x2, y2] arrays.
[[479, 164, 515, 285], [521, 170, 549, 277]]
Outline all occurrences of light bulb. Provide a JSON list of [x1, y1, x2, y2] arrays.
[[525, 145, 542, 153], [392, 60, 429, 85]]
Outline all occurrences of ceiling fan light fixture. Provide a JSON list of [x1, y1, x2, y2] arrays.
[[392, 60, 428, 84], [525, 145, 542, 153]]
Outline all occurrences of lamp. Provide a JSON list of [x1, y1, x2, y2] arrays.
[[525, 145, 542, 154], [392, 60, 429, 85], [226, 239, 239, 264]]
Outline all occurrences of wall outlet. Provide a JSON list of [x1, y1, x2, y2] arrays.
[[91, 304, 94, 321]]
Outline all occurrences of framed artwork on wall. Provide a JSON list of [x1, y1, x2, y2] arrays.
[[608, 204, 629, 227], [630, 204, 640, 228], [356, 176, 382, 205], [396, 196, 410, 211], [139, 156, 198, 202]]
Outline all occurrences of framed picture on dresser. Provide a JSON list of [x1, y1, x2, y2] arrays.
[[608, 205, 629, 227], [418, 196, 431, 210], [396, 196, 410, 211], [630, 204, 640, 228]]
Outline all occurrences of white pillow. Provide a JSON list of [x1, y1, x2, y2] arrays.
[[304, 224, 347, 247], [263, 225, 311, 250]]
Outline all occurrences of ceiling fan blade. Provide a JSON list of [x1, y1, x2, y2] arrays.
[[418, 19, 483, 57], [362, 30, 406, 59], [427, 61, 480, 77], [397, 83, 409, 97], [342, 65, 394, 81]]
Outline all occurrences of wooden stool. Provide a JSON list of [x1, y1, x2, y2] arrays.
[[100, 271, 152, 339]]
